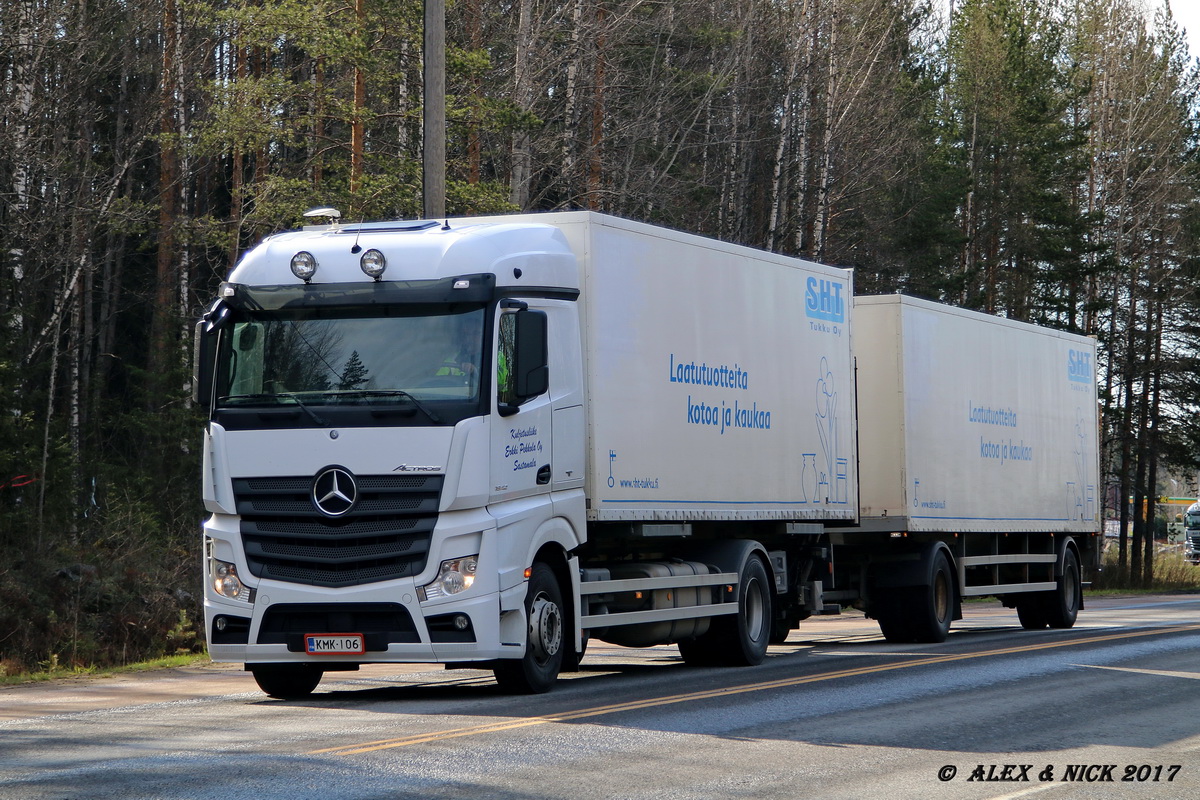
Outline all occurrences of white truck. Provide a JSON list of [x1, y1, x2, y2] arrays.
[[1185, 502, 1200, 563], [194, 211, 1101, 697]]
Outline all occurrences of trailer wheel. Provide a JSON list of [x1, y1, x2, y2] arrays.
[[875, 593, 916, 643], [908, 550, 953, 643], [1016, 600, 1049, 630], [250, 664, 323, 699], [1046, 548, 1081, 629], [679, 555, 772, 667], [494, 562, 565, 693]]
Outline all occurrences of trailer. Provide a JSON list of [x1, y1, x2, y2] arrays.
[[848, 295, 1099, 637], [194, 211, 1101, 697]]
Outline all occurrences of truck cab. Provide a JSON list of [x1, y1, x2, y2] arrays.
[[196, 218, 586, 696]]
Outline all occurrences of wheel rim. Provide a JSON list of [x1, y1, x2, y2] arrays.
[[1063, 563, 1078, 611], [933, 570, 950, 623], [744, 575, 766, 644], [529, 593, 562, 664]]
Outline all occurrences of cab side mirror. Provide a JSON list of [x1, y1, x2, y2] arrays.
[[513, 309, 548, 399], [498, 307, 548, 417], [193, 302, 229, 406], [193, 321, 217, 406]]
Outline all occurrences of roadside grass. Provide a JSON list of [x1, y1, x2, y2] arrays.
[[1089, 542, 1200, 593], [0, 652, 211, 687]]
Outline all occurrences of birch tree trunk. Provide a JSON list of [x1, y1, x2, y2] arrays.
[[351, 0, 366, 194], [587, 0, 607, 210], [768, 1, 804, 251], [510, 0, 535, 208]]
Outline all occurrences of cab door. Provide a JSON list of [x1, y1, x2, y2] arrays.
[[489, 303, 552, 502]]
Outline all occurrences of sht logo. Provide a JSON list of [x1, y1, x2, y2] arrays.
[[805, 277, 846, 323], [1068, 349, 1093, 384]]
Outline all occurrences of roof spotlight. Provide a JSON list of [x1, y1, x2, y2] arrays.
[[360, 249, 387, 279], [290, 251, 318, 281]]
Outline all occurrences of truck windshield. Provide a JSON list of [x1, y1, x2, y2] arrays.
[[1187, 512, 1200, 531], [214, 306, 486, 421]]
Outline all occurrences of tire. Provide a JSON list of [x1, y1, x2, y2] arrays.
[[1046, 548, 1081, 629], [875, 592, 916, 643], [251, 664, 323, 699], [494, 562, 565, 693], [769, 618, 792, 645], [678, 633, 723, 666], [562, 636, 588, 672], [907, 550, 953, 643], [1016, 599, 1049, 630], [679, 555, 773, 667]]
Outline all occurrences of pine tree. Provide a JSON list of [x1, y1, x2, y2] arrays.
[[338, 350, 371, 391]]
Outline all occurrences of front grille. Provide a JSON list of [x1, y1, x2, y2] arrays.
[[234, 474, 443, 588]]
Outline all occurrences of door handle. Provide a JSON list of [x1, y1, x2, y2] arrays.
[[537, 464, 552, 485]]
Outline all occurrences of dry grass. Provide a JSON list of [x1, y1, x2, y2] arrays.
[[0, 653, 209, 686], [1090, 542, 1200, 592]]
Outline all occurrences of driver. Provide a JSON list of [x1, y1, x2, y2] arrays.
[[436, 313, 483, 379]]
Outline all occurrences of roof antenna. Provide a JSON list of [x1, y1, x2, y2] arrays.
[[442, 219, 451, 231]]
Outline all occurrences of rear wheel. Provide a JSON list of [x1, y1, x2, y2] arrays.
[[728, 555, 772, 665], [677, 631, 722, 665], [494, 562, 565, 693], [875, 592, 915, 643], [1016, 599, 1049, 630], [681, 555, 772, 666], [907, 550, 953, 643], [1046, 548, 1081, 629], [769, 618, 792, 644], [1016, 548, 1081, 631], [250, 664, 323, 699]]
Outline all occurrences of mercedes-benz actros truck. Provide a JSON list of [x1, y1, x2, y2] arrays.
[[195, 211, 1100, 697]]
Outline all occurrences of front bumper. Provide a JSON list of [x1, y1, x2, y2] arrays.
[[205, 582, 517, 664], [203, 508, 527, 665]]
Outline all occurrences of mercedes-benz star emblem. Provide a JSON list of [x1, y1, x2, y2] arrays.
[[312, 466, 357, 517]]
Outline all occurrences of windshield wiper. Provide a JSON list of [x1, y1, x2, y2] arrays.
[[220, 392, 328, 427], [332, 389, 442, 423]]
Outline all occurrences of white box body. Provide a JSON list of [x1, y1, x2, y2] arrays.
[[518, 213, 858, 523], [854, 295, 1100, 534]]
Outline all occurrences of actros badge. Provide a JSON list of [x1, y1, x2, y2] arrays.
[[312, 466, 357, 517]]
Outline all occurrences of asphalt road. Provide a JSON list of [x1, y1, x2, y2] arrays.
[[3, 595, 1200, 800]]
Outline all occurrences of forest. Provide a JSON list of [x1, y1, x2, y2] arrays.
[[1, 0, 1198, 673]]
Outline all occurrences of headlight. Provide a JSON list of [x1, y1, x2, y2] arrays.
[[211, 559, 255, 602], [420, 556, 478, 600]]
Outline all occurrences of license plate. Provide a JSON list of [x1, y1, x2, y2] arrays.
[[304, 633, 365, 655]]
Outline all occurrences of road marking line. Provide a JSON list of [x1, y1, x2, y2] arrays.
[[312, 624, 1200, 756], [1075, 664, 1200, 680]]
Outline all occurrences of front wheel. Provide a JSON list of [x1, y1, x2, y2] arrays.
[[494, 562, 565, 694], [250, 664, 323, 699]]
